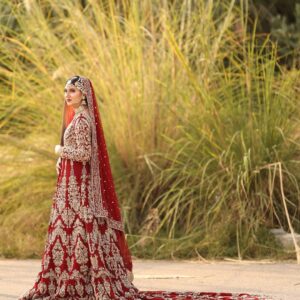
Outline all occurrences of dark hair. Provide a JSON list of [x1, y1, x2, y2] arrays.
[[66, 75, 81, 85]]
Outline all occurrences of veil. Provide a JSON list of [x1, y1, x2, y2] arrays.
[[59, 76, 133, 271]]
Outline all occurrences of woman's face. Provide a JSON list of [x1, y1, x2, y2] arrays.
[[64, 83, 83, 108]]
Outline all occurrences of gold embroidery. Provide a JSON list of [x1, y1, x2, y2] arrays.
[[75, 281, 84, 296], [61, 112, 92, 162], [55, 164, 67, 213], [74, 238, 88, 265], [61, 207, 75, 228], [68, 161, 81, 212], [52, 239, 64, 267]]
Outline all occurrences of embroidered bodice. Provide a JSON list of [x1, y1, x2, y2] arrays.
[[60, 110, 92, 162]]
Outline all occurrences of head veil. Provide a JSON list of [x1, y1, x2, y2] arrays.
[[60, 76, 125, 232]]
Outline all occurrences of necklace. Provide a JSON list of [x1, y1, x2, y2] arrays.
[[74, 105, 86, 115]]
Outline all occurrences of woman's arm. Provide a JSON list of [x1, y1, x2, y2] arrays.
[[60, 116, 92, 162]]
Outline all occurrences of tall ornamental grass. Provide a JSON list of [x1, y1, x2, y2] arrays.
[[0, 0, 299, 260]]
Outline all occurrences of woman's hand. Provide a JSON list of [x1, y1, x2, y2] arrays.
[[54, 144, 62, 156], [56, 157, 62, 175]]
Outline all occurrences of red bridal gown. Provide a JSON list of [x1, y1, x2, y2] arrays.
[[19, 110, 269, 300]]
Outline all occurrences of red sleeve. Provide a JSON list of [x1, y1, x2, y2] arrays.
[[61, 116, 91, 162]]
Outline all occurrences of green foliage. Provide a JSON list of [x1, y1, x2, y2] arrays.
[[0, 0, 299, 261], [0, 145, 55, 258], [249, 0, 300, 67], [270, 3, 300, 67]]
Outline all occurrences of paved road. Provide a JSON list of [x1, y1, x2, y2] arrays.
[[0, 259, 299, 300]]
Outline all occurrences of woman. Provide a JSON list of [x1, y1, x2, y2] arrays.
[[19, 76, 267, 300]]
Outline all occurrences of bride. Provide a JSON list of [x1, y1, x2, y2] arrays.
[[19, 75, 266, 300]]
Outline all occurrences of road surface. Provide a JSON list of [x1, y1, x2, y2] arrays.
[[0, 259, 298, 300]]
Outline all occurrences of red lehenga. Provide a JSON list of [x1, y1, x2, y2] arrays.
[[19, 76, 270, 300]]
